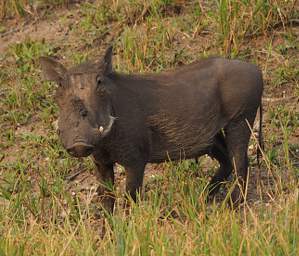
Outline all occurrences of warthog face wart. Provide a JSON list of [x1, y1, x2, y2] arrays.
[[40, 47, 115, 157]]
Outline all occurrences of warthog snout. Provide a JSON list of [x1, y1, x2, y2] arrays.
[[67, 142, 94, 157]]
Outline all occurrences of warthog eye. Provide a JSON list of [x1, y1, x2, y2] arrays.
[[79, 108, 88, 117]]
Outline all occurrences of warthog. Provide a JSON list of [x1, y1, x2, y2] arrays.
[[40, 46, 263, 212]]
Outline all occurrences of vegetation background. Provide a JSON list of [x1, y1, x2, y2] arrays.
[[0, 0, 298, 255]]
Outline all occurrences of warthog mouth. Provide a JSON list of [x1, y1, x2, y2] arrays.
[[67, 141, 94, 157]]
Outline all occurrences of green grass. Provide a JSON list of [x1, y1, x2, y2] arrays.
[[0, 0, 298, 255]]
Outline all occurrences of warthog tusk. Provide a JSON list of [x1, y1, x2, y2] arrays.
[[96, 116, 116, 137], [98, 126, 104, 133]]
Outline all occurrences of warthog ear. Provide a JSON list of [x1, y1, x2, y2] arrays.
[[103, 45, 113, 75], [39, 57, 67, 84]]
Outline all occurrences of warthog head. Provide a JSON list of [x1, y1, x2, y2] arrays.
[[40, 47, 116, 157]]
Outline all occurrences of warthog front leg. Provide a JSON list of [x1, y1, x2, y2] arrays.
[[93, 160, 115, 213], [124, 161, 146, 202]]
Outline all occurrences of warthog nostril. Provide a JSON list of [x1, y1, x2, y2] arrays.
[[67, 142, 94, 157]]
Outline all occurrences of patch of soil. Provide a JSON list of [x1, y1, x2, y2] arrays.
[[0, 0, 94, 55]]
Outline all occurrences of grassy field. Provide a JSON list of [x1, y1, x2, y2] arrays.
[[0, 0, 298, 255]]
